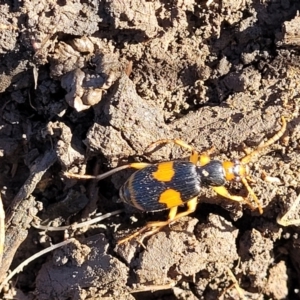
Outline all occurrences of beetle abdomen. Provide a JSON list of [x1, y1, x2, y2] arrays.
[[119, 161, 201, 211]]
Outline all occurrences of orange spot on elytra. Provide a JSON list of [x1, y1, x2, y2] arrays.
[[152, 162, 175, 182], [159, 189, 183, 208]]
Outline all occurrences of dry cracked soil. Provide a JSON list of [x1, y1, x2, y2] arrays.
[[1, 0, 300, 299]]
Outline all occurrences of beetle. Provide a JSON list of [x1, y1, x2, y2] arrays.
[[65, 117, 286, 243]]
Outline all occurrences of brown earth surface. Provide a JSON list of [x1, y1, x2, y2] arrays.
[[1, 0, 300, 299]]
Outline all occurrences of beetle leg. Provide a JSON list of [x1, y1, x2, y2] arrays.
[[146, 139, 195, 152], [146, 139, 200, 164], [212, 186, 245, 202], [117, 197, 198, 244], [145, 138, 215, 166], [241, 116, 286, 164], [117, 206, 178, 244], [212, 185, 260, 213], [64, 162, 151, 181], [198, 147, 215, 166], [164, 196, 197, 222], [241, 178, 263, 214]]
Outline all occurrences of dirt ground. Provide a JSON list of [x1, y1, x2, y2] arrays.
[[1, 0, 300, 299]]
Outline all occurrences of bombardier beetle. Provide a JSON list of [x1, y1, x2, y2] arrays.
[[65, 117, 286, 243]]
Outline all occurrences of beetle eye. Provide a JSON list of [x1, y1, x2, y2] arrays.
[[232, 164, 241, 176], [234, 176, 241, 182]]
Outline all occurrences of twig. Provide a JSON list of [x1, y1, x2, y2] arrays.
[[5, 149, 57, 225], [0, 149, 57, 282], [130, 281, 176, 293], [32, 209, 124, 231], [0, 238, 75, 292], [220, 268, 245, 300]]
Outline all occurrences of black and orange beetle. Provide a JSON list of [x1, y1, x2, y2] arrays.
[[65, 117, 286, 243]]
